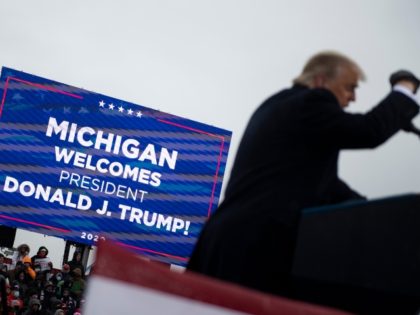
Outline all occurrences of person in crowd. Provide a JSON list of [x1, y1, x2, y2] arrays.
[[22, 298, 43, 315], [44, 296, 62, 315], [31, 247, 52, 275], [8, 262, 23, 284], [14, 270, 32, 299], [0, 254, 7, 272], [50, 272, 62, 288], [40, 281, 56, 313], [59, 286, 76, 315], [30, 268, 48, 301], [59, 265, 71, 285], [53, 264, 72, 298], [69, 268, 85, 305], [49, 272, 64, 298], [68, 251, 85, 279], [22, 257, 36, 281], [7, 283, 24, 314], [187, 51, 420, 297], [11, 244, 30, 270], [0, 254, 10, 287], [23, 289, 40, 314]]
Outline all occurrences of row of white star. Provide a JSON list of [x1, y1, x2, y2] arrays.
[[99, 100, 143, 118]]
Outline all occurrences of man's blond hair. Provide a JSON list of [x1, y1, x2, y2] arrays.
[[293, 51, 366, 86]]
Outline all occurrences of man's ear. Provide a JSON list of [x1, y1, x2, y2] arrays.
[[313, 74, 326, 88]]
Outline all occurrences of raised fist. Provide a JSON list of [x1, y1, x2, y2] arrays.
[[389, 70, 420, 93]]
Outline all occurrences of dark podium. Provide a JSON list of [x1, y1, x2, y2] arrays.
[[292, 194, 420, 314]]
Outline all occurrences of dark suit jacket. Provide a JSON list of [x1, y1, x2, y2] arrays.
[[187, 85, 419, 296]]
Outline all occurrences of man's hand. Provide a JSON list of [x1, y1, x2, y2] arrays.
[[390, 70, 420, 94], [396, 79, 417, 92]]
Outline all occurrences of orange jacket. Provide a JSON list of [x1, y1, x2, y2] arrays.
[[22, 256, 36, 280]]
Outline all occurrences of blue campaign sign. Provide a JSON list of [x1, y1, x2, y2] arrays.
[[0, 67, 231, 266]]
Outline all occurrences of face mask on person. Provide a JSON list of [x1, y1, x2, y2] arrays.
[[13, 290, 20, 298]]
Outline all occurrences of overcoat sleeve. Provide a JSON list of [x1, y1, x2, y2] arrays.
[[300, 89, 419, 149]]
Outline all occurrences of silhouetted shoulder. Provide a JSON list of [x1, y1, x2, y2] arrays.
[[304, 88, 337, 103]]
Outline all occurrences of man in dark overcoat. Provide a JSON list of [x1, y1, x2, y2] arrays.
[[187, 51, 420, 297]]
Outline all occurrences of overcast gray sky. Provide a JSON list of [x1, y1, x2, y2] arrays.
[[1, 0, 420, 200]]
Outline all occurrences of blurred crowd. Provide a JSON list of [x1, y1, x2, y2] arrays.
[[0, 243, 87, 315]]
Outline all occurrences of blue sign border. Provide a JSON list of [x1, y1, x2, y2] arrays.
[[0, 67, 231, 265]]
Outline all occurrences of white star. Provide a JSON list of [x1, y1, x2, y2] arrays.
[[118, 106, 124, 113], [127, 109, 134, 115], [136, 111, 143, 118], [63, 107, 71, 114], [109, 103, 115, 110], [99, 100, 105, 108]]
